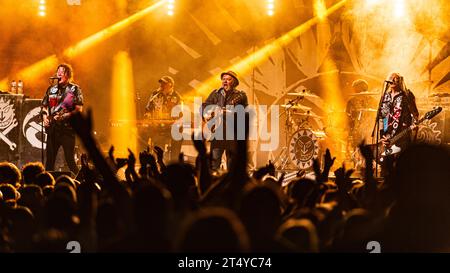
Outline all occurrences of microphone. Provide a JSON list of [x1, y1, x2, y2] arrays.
[[49, 76, 60, 80], [148, 92, 159, 103], [385, 80, 393, 84]]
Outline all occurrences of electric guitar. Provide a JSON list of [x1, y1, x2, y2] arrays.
[[370, 106, 442, 162], [45, 93, 75, 128]]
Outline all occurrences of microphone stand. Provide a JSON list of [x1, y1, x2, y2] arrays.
[[136, 90, 142, 119], [40, 106, 45, 165], [276, 95, 304, 170], [371, 81, 390, 178], [42, 78, 59, 168]]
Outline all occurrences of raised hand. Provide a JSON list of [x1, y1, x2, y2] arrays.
[[115, 158, 128, 169], [69, 108, 93, 137], [127, 148, 136, 169], [153, 146, 164, 163], [138, 147, 151, 178], [266, 161, 276, 177], [359, 142, 374, 163], [139, 147, 150, 166], [323, 148, 336, 173], [178, 152, 184, 163], [192, 133, 207, 156], [68, 109, 122, 190], [312, 158, 321, 183], [358, 142, 378, 200], [277, 172, 286, 185], [108, 145, 115, 162], [253, 161, 276, 180], [126, 148, 139, 183], [334, 164, 354, 194]]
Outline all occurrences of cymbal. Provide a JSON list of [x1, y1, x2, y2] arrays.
[[312, 130, 326, 138], [327, 110, 347, 114], [349, 91, 380, 96], [281, 104, 312, 111], [362, 108, 377, 112], [287, 92, 320, 99], [292, 111, 323, 119], [353, 108, 378, 112]]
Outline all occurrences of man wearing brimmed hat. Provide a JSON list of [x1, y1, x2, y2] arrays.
[[144, 75, 182, 162], [145, 75, 178, 114], [202, 71, 249, 171]]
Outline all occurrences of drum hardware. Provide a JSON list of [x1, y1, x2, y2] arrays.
[[349, 91, 380, 96], [287, 90, 320, 99], [275, 92, 325, 171], [271, 146, 290, 170], [273, 95, 306, 170], [291, 110, 323, 120], [281, 104, 312, 111], [355, 108, 377, 112]]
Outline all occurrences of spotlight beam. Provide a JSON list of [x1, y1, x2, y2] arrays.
[[0, 1, 165, 86], [191, 0, 348, 98], [64, 0, 165, 58]]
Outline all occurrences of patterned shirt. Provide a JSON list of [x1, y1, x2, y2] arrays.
[[42, 83, 83, 126], [380, 91, 414, 138], [145, 90, 181, 119]]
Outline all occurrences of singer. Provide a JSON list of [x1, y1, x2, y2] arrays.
[[143, 75, 182, 162], [378, 72, 419, 176], [41, 63, 84, 175], [202, 71, 249, 172]]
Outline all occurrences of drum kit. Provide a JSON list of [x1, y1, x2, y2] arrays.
[[274, 90, 326, 171], [275, 89, 381, 172]]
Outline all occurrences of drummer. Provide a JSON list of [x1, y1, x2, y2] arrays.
[[345, 79, 378, 137]]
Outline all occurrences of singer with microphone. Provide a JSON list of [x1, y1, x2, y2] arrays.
[[202, 71, 249, 172], [142, 75, 182, 162], [41, 63, 83, 175], [377, 72, 419, 176]]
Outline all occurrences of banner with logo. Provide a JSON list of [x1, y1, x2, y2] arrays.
[[0, 96, 68, 168], [0, 94, 22, 164], [19, 99, 46, 166]]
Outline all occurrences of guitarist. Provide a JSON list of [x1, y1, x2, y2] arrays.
[[379, 72, 419, 175], [202, 71, 248, 172], [41, 63, 84, 175]]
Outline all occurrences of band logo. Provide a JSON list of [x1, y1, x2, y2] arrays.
[[0, 97, 18, 151], [22, 107, 47, 149]]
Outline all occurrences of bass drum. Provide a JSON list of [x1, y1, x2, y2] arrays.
[[288, 129, 321, 169]]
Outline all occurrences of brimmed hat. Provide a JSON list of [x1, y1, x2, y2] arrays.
[[220, 71, 239, 86], [159, 76, 174, 85]]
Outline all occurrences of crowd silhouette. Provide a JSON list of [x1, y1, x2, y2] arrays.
[[0, 109, 449, 253]]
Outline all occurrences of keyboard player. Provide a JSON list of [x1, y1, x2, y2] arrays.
[[143, 76, 183, 162]]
